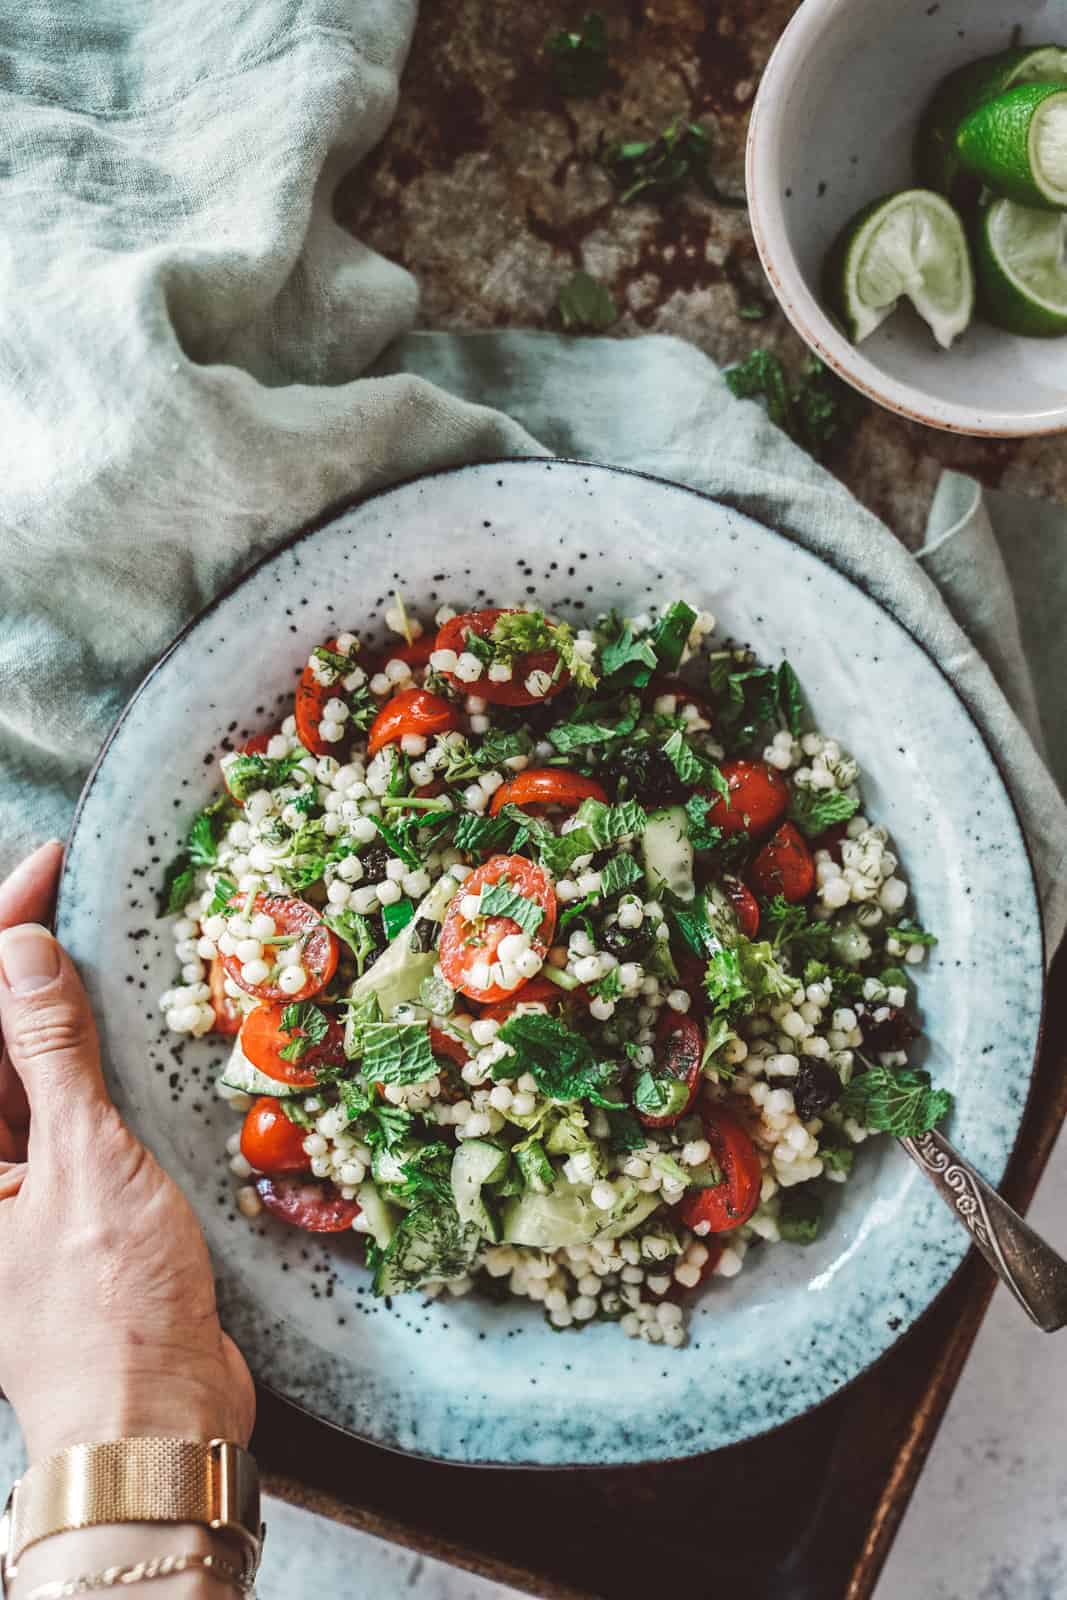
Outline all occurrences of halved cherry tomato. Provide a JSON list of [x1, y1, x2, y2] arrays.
[[386, 634, 435, 670], [479, 975, 563, 1024], [367, 687, 462, 756], [749, 822, 815, 904], [723, 876, 760, 939], [254, 1175, 361, 1233], [427, 1023, 471, 1103], [223, 731, 275, 805], [439, 854, 557, 1004], [637, 1010, 703, 1130], [703, 759, 789, 839], [208, 956, 243, 1036], [294, 637, 352, 758], [240, 1002, 347, 1088], [434, 609, 569, 707], [240, 1096, 309, 1174], [644, 675, 714, 723], [222, 894, 339, 1004], [679, 1105, 762, 1233], [489, 768, 607, 817]]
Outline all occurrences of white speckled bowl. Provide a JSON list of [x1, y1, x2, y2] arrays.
[[56, 461, 1044, 1465], [746, 0, 1067, 436]]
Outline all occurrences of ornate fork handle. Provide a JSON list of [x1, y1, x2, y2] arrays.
[[899, 1128, 1067, 1332]]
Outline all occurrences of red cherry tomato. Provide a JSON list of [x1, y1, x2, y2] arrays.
[[240, 1002, 347, 1088], [749, 822, 815, 904], [637, 1010, 703, 1130], [679, 1106, 762, 1234], [239, 1096, 309, 1174], [439, 854, 557, 1003], [208, 956, 243, 1036], [703, 759, 789, 839], [222, 894, 339, 1004], [387, 634, 434, 669], [434, 609, 569, 707], [294, 637, 356, 758], [254, 1175, 361, 1233], [488, 768, 607, 817], [723, 876, 760, 939], [367, 688, 462, 756], [426, 1023, 472, 1103], [644, 675, 714, 723], [479, 975, 563, 1024]]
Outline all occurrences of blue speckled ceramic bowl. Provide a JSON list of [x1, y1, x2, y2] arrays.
[[56, 460, 1044, 1466]]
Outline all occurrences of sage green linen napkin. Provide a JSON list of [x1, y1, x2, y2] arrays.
[[0, 2, 1063, 954]]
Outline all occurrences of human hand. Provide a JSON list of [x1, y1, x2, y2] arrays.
[[0, 841, 255, 1464]]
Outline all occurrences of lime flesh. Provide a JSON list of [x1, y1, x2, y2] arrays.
[[826, 189, 974, 348], [975, 197, 1067, 336]]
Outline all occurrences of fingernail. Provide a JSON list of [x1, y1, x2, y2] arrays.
[[0, 925, 61, 993]]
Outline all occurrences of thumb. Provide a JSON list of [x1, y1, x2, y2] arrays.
[[0, 924, 108, 1148]]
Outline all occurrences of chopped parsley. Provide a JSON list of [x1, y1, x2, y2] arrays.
[[886, 921, 938, 948], [160, 796, 231, 915], [545, 11, 610, 97], [223, 750, 305, 802], [600, 119, 714, 205], [558, 270, 619, 332], [490, 609, 598, 690], [789, 787, 860, 838], [724, 351, 863, 461], [704, 937, 794, 1024]]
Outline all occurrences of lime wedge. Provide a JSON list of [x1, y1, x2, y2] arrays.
[[823, 189, 974, 347], [956, 82, 1067, 207], [973, 197, 1067, 336], [917, 45, 1067, 203]]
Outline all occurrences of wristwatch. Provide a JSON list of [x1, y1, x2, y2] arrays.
[[0, 1438, 263, 1596]]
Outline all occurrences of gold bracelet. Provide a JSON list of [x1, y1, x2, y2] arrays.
[[21, 1549, 255, 1598]]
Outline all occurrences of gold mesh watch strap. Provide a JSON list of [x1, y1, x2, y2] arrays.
[[3, 1439, 261, 1585]]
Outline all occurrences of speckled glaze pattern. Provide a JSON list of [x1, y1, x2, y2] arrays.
[[56, 460, 1044, 1466]]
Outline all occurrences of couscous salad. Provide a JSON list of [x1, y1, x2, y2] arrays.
[[158, 598, 948, 1346]]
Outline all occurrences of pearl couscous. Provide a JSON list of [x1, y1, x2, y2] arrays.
[[159, 597, 946, 1346]]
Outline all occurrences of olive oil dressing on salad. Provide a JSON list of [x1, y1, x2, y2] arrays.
[[158, 596, 947, 1347]]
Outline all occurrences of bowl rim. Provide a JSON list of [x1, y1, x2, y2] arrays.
[[56, 456, 1048, 1465], [745, 0, 1067, 439]]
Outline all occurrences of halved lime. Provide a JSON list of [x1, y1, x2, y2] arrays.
[[973, 197, 1067, 336], [956, 82, 1067, 208], [916, 45, 1067, 203], [823, 189, 974, 347]]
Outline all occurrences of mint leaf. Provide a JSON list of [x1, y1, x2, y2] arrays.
[[452, 811, 519, 855], [205, 874, 237, 919], [599, 853, 643, 898], [683, 794, 723, 851], [362, 1022, 437, 1086], [662, 730, 728, 797], [778, 1186, 823, 1243], [278, 1001, 329, 1062], [777, 661, 805, 736], [573, 797, 647, 848], [649, 601, 697, 673], [632, 1070, 690, 1120], [323, 907, 378, 976], [605, 1107, 647, 1153], [472, 727, 533, 770], [341, 992, 382, 1060], [477, 880, 545, 939], [709, 660, 780, 744], [789, 787, 860, 838], [841, 1063, 953, 1137], [548, 694, 639, 754], [495, 1013, 624, 1107], [600, 623, 657, 687]]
